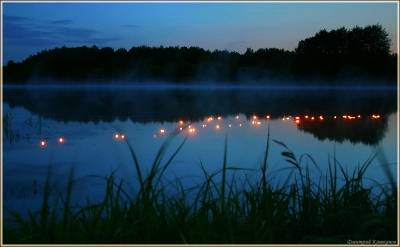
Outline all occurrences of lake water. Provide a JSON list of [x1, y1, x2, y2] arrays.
[[2, 85, 398, 221]]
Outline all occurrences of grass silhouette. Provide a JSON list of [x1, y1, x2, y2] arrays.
[[3, 125, 398, 244]]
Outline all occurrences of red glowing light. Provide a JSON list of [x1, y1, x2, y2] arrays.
[[115, 134, 126, 139], [40, 141, 46, 146], [58, 138, 64, 143]]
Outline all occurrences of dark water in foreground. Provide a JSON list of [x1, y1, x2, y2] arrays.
[[2, 86, 398, 220]]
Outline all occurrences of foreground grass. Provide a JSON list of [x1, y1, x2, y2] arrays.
[[3, 126, 398, 244]]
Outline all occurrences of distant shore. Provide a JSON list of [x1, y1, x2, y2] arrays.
[[3, 25, 397, 86]]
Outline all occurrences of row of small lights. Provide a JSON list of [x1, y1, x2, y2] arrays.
[[153, 114, 383, 136], [41, 134, 127, 146], [40, 137, 65, 147], [292, 114, 381, 124], [40, 114, 382, 145]]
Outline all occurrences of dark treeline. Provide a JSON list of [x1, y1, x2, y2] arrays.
[[3, 24, 397, 85]]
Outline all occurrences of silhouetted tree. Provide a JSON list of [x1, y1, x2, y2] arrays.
[[294, 24, 393, 81], [293, 24, 394, 82], [347, 24, 393, 78]]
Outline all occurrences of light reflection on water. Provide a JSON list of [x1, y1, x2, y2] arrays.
[[2, 91, 398, 221]]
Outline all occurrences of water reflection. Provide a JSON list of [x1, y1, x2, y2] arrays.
[[295, 113, 388, 145], [2, 102, 397, 224], [28, 112, 390, 148], [2, 86, 397, 146]]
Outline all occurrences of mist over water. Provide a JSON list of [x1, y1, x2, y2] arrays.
[[4, 77, 398, 90]]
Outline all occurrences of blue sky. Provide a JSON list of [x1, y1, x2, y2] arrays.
[[1, 1, 398, 65]]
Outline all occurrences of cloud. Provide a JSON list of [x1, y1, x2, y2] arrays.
[[3, 15, 32, 22], [49, 20, 73, 25], [54, 27, 101, 40], [122, 24, 139, 28], [67, 37, 121, 45], [3, 14, 120, 49]]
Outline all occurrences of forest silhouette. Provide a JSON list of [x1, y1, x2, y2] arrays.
[[3, 24, 397, 85]]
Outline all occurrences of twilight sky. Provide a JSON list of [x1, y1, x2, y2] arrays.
[[1, 1, 398, 65]]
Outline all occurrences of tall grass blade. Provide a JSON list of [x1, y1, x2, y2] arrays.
[[374, 146, 396, 191], [124, 139, 144, 189], [221, 135, 228, 214]]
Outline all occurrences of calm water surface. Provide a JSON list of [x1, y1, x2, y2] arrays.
[[2, 86, 398, 220]]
